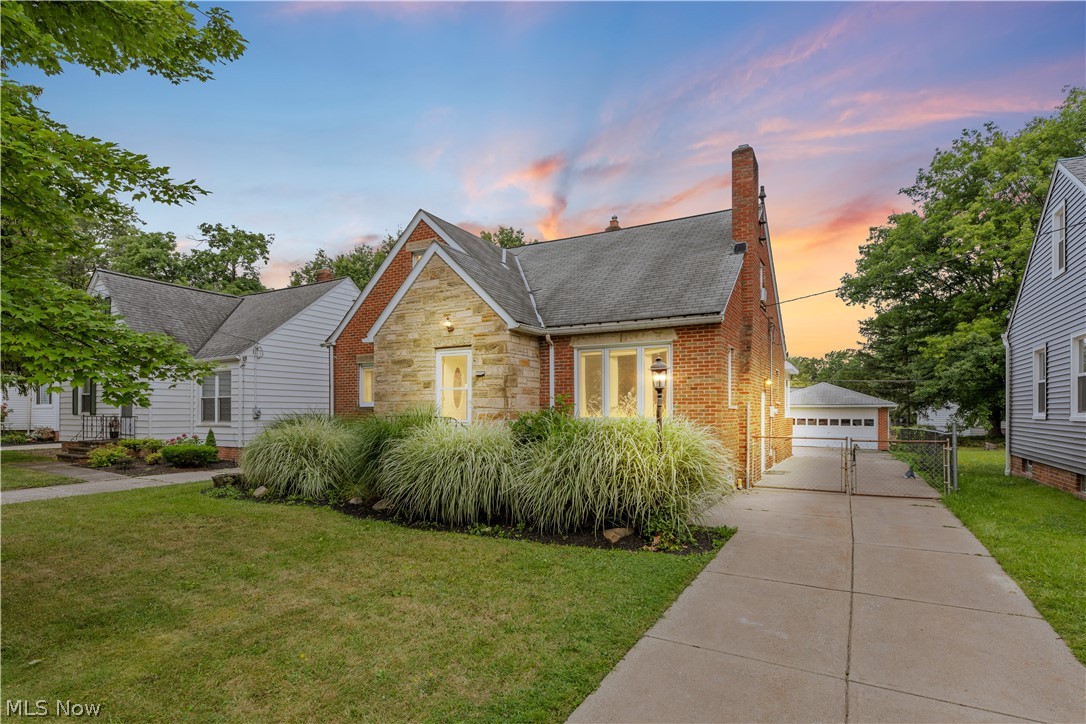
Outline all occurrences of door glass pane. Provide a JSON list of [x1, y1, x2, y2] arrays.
[[439, 353, 469, 421], [578, 351, 603, 417], [643, 347, 669, 418], [609, 349, 639, 417]]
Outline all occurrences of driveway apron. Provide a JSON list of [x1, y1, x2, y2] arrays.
[[569, 488, 1085, 723]]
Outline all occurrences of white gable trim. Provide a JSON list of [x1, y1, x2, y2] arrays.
[[363, 244, 520, 343], [324, 210, 466, 346], [1007, 160, 1085, 332]]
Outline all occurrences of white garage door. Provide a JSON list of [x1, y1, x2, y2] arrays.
[[792, 407, 880, 449]]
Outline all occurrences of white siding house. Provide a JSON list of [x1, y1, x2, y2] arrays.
[[58, 270, 359, 455], [789, 382, 896, 451], [1005, 156, 1086, 495], [2, 385, 60, 434]]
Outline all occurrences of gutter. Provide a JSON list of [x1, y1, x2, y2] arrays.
[[515, 313, 724, 337], [1002, 332, 1011, 476]]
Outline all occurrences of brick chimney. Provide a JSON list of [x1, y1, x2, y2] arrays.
[[731, 144, 759, 250], [605, 215, 621, 232], [315, 268, 335, 283]]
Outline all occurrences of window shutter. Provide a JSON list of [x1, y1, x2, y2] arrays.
[[72, 388, 79, 415], [89, 382, 97, 416]]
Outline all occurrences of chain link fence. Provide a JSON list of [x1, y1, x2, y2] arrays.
[[888, 426, 958, 494]]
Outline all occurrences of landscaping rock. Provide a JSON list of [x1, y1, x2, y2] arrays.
[[372, 498, 395, 512], [252, 486, 268, 499], [212, 473, 247, 489], [604, 527, 635, 544], [348, 497, 364, 506]]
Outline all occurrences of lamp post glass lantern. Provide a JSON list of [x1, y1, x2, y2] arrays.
[[650, 356, 668, 451]]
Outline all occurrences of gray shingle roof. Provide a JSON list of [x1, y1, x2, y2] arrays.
[[1058, 156, 1086, 185], [509, 211, 740, 328], [96, 270, 347, 359], [790, 382, 898, 408]]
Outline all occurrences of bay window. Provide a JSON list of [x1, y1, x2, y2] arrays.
[[575, 344, 671, 419]]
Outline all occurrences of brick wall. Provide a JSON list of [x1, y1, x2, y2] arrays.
[[331, 220, 443, 416], [217, 446, 242, 463], [1010, 455, 1084, 496], [878, 409, 890, 451]]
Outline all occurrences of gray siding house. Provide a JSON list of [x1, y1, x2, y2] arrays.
[[1005, 156, 1086, 495]]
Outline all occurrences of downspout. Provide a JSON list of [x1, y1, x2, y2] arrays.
[[328, 345, 335, 415], [545, 333, 555, 407], [1002, 332, 1011, 476], [240, 355, 246, 447]]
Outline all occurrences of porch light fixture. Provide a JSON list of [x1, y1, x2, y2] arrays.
[[650, 356, 669, 452], [443, 315, 454, 333]]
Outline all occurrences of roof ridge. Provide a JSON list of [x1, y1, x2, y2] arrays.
[[240, 277, 343, 296], [511, 208, 732, 251], [95, 269, 240, 298]]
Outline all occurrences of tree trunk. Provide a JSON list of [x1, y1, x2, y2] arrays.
[[989, 406, 1003, 440]]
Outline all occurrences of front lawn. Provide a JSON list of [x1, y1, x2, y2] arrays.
[[1, 483, 724, 721], [1, 449, 83, 491], [944, 449, 1086, 664]]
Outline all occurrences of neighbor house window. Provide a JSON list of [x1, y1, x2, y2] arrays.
[[863, 419, 875, 427], [358, 364, 374, 408], [576, 345, 670, 419], [35, 385, 51, 405], [72, 381, 96, 415], [1072, 334, 1086, 420], [201, 371, 232, 423], [1052, 199, 1067, 277], [1033, 345, 1047, 418]]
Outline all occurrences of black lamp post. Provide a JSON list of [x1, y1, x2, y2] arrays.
[[650, 356, 669, 452]]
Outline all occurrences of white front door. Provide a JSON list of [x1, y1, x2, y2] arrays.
[[436, 349, 471, 421]]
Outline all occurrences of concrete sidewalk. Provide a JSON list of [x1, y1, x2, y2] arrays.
[[570, 489, 1085, 723], [1, 466, 239, 505]]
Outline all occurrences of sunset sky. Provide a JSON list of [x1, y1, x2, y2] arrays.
[[18, 1, 1086, 356]]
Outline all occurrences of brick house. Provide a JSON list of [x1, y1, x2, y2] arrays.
[[326, 145, 792, 486]]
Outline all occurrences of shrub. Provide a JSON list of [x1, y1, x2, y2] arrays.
[[510, 416, 733, 536], [31, 426, 56, 442], [118, 438, 164, 457], [205, 429, 217, 447], [509, 396, 574, 445], [160, 443, 219, 467], [346, 409, 435, 498], [145, 451, 163, 465], [241, 414, 360, 500], [88, 444, 132, 468], [1, 430, 29, 444], [378, 420, 516, 525], [164, 433, 201, 446]]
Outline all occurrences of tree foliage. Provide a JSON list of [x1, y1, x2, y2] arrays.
[[289, 233, 398, 290], [480, 225, 536, 249], [839, 88, 1086, 429], [1, 1, 246, 404]]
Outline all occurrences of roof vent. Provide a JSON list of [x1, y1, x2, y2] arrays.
[[606, 215, 621, 232], [733, 242, 747, 254]]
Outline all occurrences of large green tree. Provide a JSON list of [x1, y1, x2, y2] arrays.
[[1, 2, 246, 405], [289, 233, 398, 290], [839, 88, 1086, 430], [182, 223, 271, 294], [480, 225, 535, 248]]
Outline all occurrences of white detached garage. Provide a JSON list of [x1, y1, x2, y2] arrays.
[[789, 382, 897, 450]]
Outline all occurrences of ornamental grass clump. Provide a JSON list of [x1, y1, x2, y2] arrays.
[[510, 416, 733, 536], [241, 414, 360, 500], [345, 408, 435, 499], [378, 420, 516, 525]]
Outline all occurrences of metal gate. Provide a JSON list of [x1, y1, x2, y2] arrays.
[[752, 429, 958, 498], [752, 436, 849, 493], [849, 428, 958, 498]]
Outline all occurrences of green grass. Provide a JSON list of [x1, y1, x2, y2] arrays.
[[1, 449, 82, 491], [944, 449, 1086, 664], [1, 484, 724, 721]]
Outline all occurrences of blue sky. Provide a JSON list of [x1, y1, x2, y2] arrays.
[[17, 1, 1086, 355]]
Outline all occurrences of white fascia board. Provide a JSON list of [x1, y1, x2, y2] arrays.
[[324, 210, 464, 345], [790, 403, 897, 409], [1007, 161, 1082, 333], [542, 314, 723, 336], [363, 244, 519, 343]]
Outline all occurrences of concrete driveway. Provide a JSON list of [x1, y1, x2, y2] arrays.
[[569, 488, 1084, 723]]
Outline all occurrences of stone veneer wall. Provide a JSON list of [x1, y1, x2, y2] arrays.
[[374, 255, 540, 420]]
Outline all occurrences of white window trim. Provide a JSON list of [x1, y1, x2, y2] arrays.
[[1032, 344, 1047, 420], [572, 342, 673, 419], [435, 348, 472, 422], [1071, 332, 1086, 422], [1052, 198, 1067, 278], [727, 346, 737, 409], [358, 364, 375, 408], [201, 370, 232, 425]]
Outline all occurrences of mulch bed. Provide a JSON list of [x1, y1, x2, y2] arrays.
[[79, 460, 238, 477], [332, 501, 731, 555]]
